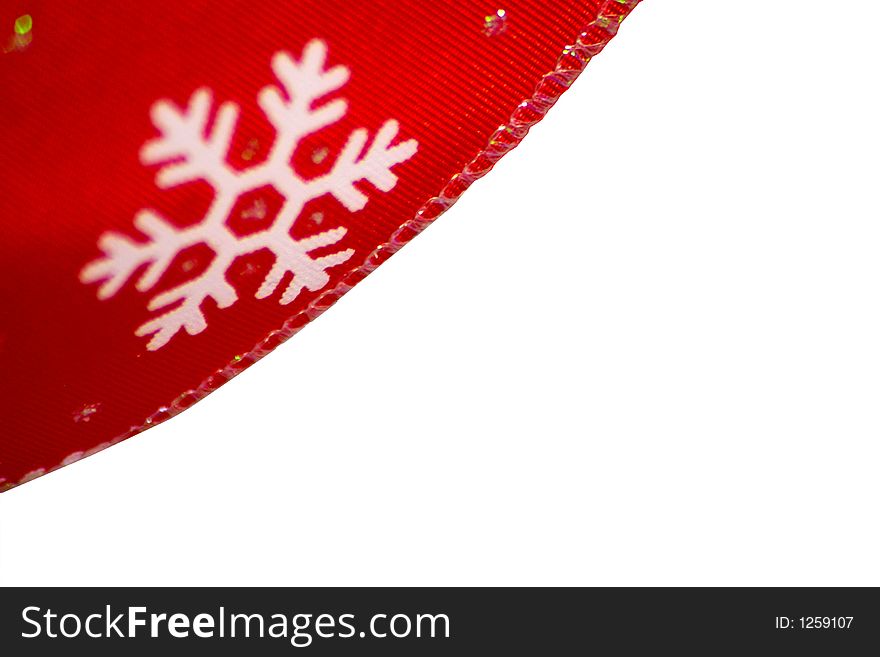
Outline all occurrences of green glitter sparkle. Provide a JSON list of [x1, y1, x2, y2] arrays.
[[14, 15, 32, 35]]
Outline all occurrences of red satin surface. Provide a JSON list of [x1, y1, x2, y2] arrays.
[[0, 1, 636, 489]]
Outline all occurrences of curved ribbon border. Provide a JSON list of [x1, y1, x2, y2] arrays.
[[3, 0, 642, 492]]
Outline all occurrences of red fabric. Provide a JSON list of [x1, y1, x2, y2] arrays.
[[0, 0, 639, 490]]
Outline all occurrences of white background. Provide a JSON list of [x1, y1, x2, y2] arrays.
[[2, 1, 880, 586]]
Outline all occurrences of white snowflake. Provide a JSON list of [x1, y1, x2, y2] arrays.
[[81, 39, 418, 350]]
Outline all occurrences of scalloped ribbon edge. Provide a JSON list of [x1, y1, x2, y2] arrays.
[[1, 0, 642, 493]]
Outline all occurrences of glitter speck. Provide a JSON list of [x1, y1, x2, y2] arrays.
[[233, 354, 243, 362], [242, 198, 267, 220], [4, 14, 33, 53], [310, 211, 324, 225], [73, 402, 102, 424], [14, 15, 32, 36], [311, 146, 329, 164], [483, 9, 508, 37], [241, 138, 260, 162]]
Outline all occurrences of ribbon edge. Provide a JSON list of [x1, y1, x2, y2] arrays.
[[1, 0, 643, 493]]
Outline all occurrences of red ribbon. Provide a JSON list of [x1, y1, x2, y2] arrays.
[[0, 0, 640, 491]]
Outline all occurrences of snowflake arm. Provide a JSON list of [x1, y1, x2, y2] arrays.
[[258, 39, 349, 162], [136, 261, 238, 350], [286, 249, 355, 303], [80, 211, 193, 298], [254, 227, 354, 304], [140, 88, 238, 189], [313, 119, 418, 211]]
